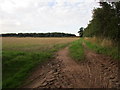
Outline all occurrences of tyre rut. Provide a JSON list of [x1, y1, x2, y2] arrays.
[[22, 46, 120, 88]]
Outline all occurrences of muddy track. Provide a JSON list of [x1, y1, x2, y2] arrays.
[[22, 46, 120, 88]]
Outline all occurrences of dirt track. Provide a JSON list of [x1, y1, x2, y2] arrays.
[[22, 46, 120, 88]]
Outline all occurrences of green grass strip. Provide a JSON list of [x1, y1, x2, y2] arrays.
[[69, 39, 84, 61]]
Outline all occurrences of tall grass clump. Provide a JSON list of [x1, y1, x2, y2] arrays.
[[84, 40, 119, 60], [84, 37, 114, 47], [69, 39, 84, 61]]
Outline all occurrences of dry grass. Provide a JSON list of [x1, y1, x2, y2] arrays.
[[2, 37, 79, 52], [84, 37, 119, 60], [84, 37, 113, 47]]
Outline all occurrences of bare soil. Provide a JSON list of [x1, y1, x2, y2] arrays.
[[22, 46, 120, 88]]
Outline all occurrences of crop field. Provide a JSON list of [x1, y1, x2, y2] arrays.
[[2, 37, 79, 88], [2, 37, 79, 52]]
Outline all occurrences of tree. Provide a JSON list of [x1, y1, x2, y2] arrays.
[[78, 27, 84, 37], [83, 1, 120, 42], [1, 32, 76, 37]]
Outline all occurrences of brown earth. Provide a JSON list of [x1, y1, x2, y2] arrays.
[[22, 45, 120, 88]]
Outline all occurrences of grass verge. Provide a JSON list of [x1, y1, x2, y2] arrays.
[[69, 39, 84, 61], [84, 40, 119, 60], [2, 43, 69, 88]]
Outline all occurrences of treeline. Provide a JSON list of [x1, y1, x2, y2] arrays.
[[83, 1, 120, 42], [1, 32, 76, 37]]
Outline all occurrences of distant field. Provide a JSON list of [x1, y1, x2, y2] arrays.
[[2, 37, 79, 88], [2, 37, 78, 52]]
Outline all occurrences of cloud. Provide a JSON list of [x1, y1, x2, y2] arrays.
[[0, 0, 99, 35]]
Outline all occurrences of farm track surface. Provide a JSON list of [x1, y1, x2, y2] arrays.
[[22, 45, 120, 88]]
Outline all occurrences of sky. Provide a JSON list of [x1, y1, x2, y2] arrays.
[[0, 0, 100, 35]]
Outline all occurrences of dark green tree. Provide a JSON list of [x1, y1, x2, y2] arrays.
[[83, 1, 120, 43], [78, 27, 84, 37]]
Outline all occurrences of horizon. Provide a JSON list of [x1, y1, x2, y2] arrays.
[[1, 32, 78, 37]]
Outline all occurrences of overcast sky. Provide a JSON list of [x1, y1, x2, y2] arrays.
[[0, 0, 100, 35]]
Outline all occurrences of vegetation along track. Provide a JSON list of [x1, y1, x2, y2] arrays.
[[22, 45, 120, 88]]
